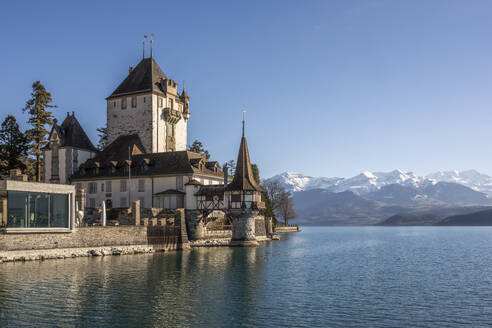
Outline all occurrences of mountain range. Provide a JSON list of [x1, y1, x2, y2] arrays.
[[268, 169, 492, 195], [266, 170, 492, 226]]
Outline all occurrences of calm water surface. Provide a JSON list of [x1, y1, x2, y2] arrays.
[[2, 227, 492, 327]]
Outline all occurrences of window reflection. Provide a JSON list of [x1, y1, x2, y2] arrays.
[[6, 191, 68, 228]]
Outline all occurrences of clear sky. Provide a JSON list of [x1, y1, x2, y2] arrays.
[[1, 0, 492, 179]]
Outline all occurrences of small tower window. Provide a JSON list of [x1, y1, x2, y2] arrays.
[[121, 98, 127, 109], [169, 98, 174, 109], [167, 123, 174, 137], [113, 101, 116, 108], [131, 96, 137, 108], [159, 98, 163, 107]]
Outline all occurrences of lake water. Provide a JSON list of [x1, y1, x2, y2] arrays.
[[2, 227, 492, 327]]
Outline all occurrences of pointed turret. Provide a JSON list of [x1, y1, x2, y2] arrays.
[[225, 125, 264, 192], [180, 88, 189, 100]]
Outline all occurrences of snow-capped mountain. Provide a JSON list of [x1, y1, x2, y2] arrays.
[[426, 170, 492, 195], [267, 169, 492, 196]]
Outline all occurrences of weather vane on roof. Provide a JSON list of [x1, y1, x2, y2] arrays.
[[150, 33, 155, 58], [143, 35, 148, 59], [242, 109, 246, 137]]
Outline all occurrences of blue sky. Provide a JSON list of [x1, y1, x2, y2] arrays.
[[1, 0, 492, 179]]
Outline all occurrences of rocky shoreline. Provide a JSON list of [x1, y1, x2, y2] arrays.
[[0, 236, 282, 264], [0, 245, 159, 264]]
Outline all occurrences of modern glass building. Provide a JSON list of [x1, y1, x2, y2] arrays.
[[0, 180, 75, 232]]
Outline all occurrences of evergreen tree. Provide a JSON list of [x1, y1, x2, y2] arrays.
[[251, 163, 260, 185], [188, 140, 210, 159], [22, 81, 57, 182], [250, 163, 276, 220], [96, 124, 108, 150], [0, 115, 28, 176]]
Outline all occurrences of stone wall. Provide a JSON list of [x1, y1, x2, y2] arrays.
[[0, 223, 190, 252], [275, 226, 299, 233], [0, 227, 147, 251], [255, 216, 267, 237]]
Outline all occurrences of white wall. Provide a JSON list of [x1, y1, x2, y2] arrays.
[[175, 118, 187, 151], [43, 150, 52, 182], [185, 184, 200, 210], [59, 149, 66, 184], [75, 173, 221, 210], [153, 176, 180, 193]]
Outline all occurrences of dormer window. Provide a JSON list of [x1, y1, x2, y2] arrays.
[[131, 96, 137, 108], [121, 98, 127, 109]]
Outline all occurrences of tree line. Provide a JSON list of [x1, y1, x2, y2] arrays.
[[1, 81, 57, 181]]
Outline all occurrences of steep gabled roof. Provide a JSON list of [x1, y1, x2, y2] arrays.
[[108, 58, 167, 99], [48, 113, 96, 151], [96, 134, 146, 162], [225, 130, 264, 192]]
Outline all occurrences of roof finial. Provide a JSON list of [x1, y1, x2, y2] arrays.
[[143, 35, 147, 59], [242, 109, 246, 138], [150, 33, 155, 58]]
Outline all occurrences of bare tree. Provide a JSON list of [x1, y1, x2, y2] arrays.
[[277, 190, 297, 226], [262, 180, 284, 214]]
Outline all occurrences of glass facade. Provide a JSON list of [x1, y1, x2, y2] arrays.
[[6, 191, 69, 228]]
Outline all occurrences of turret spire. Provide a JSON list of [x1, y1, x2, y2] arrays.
[[242, 109, 246, 138], [225, 117, 264, 192]]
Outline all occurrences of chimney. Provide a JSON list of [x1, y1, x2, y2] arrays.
[[129, 66, 134, 74]]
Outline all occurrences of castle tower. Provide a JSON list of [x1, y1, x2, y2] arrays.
[[225, 122, 265, 246], [106, 57, 189, 153]]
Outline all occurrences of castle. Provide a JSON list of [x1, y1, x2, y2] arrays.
[[41, 54, 269, 245]]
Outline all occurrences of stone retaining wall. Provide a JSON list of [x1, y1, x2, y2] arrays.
[[255, 217, 267, 237], [275, 226, 299, 233], [0, 226, 148, 251]]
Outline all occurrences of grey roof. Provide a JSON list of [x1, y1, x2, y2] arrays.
[[154, 189, 186, 196], [108, 58, 168, 99], [48, 113, 96, 151], [97, 134, 146, 162], [72, 145, 224, 180]]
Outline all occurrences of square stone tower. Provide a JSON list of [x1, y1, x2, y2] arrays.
[[106, 57, 190, 153]]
